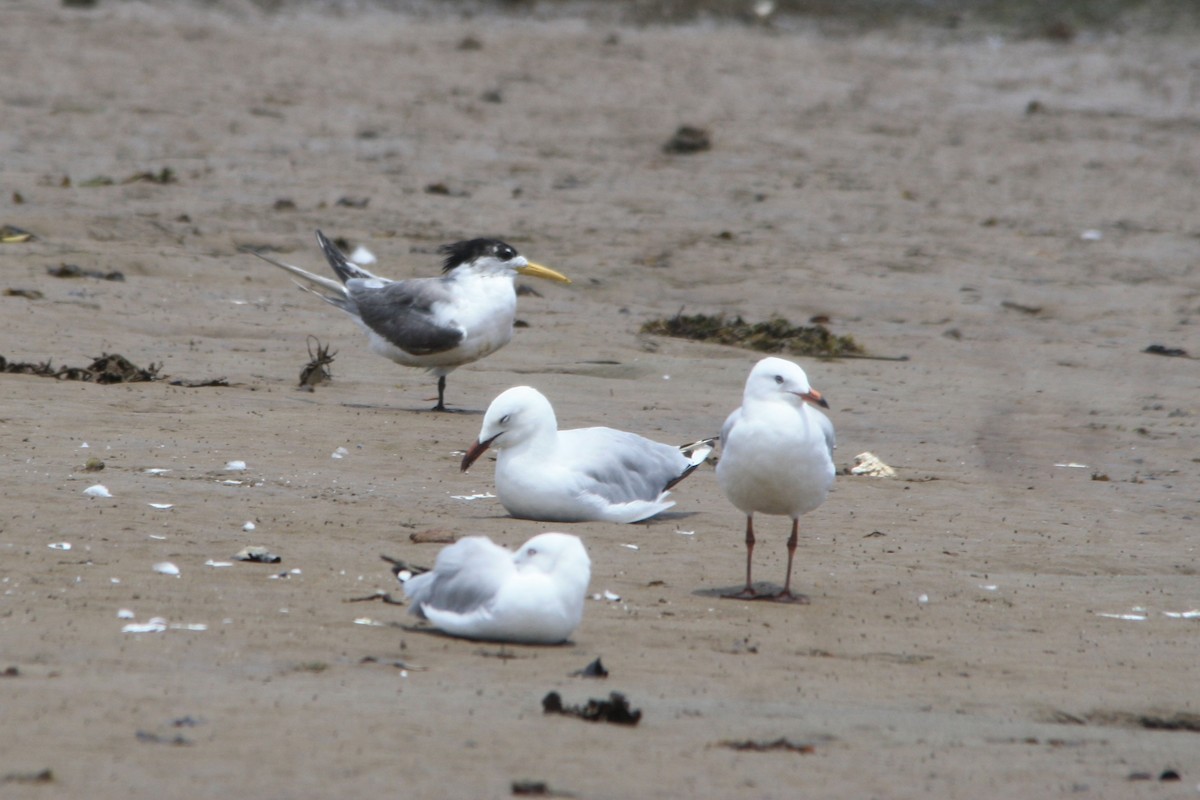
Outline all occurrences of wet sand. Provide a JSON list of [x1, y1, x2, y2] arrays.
[[2, 2, 1198, 797]]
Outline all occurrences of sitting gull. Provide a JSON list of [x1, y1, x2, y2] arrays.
[[460, 386, 713, 523], [403, 532, 590, 644]]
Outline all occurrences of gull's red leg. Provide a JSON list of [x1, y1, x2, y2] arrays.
[[774, 518, 809, 604], [722, 515, 758, 599]]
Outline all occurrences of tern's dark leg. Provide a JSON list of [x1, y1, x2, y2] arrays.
[[773, 518, 810, 604], [432, 375, 448, 412], [722, 515, 759, 599]]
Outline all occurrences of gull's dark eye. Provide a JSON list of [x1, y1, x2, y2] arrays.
[[525, 548, 537, 557], [497, 244, 516, 260], [499, 414, 511, 425], [774, 374, 784, 385]]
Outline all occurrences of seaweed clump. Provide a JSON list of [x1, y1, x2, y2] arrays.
[[1, 353, 161, 383], [641, 312, 865, 358]]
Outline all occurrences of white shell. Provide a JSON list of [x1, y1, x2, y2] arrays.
[[153, 561, 180, 576], [123, 617, 168, 634], [242, 521, 256, 532], [850, 452, 896, 478], [148, 503, 174, 510], [225, 460, 247, 472], [48, 542, 72, 551], [349, 245, 377, 266], [117, 608, 135, 619], [83, 484, 113, 498]]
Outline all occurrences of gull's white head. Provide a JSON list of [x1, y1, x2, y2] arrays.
[[744, 356, 829, 409], [438, 239, 571, 284], [512, 532, 591, 584], [460, 386, 558, 472]]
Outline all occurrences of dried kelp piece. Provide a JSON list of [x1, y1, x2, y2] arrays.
[[640, 311, 868, 359], [168, 377, 229, 387], [299, 336, 336, 388], [3, 288, 43, 299], [511, 780, 574, 797], [663, 125, 711, 154], [542, 691, 641, 726], [1048, 710, 1200, 732], [1137, 714, 1200, 732], [0, 352, 161, 383], [135, 730, 191, 746], [346, 590, 406, 605], [46, 263, 125, 281], [569, 658, 609, 679], [409, 529, 457, 544], [1, 769, 53, 784], [1144, 344, 1191, 358], [719, 737, 816, 754], [425, 182, 471, 197], [359, 656, 426, 671], [87, 353, 159, 383], [122, 167, 176, 185], [1000, 300, 1043, 315]]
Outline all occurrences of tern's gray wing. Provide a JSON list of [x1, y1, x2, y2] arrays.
[[560, 428, 691, 503], [348, 277, 465, 355], [315, 229, 386, 284], [403, 537, 514, 619]]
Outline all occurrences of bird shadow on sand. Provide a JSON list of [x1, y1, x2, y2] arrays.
[[638, 510, 703, 524], [691, 583, 811, 603], [396, 624, 579, 651], [341, 401, 485, 415]]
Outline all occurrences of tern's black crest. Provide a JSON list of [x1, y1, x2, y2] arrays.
[[439, 239, 519, 273]]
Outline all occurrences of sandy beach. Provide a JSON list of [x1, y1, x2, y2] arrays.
[[2, 2, 1198, 797]]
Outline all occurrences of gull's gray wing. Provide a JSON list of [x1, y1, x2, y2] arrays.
[[348, 277, 465, 355], [816, 408, 836, 460], [403, 537, 514, 619], [559, 428, 692, 504]]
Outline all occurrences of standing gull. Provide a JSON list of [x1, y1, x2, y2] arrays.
[[460, 386, 714, 523], [247, 230, 570, 411], [716, 357, 835, 603], [403, 532, 590, 644]]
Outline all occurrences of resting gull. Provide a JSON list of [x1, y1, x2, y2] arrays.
[[460, 386, 713, 523], [403, 532, 590, 644]]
